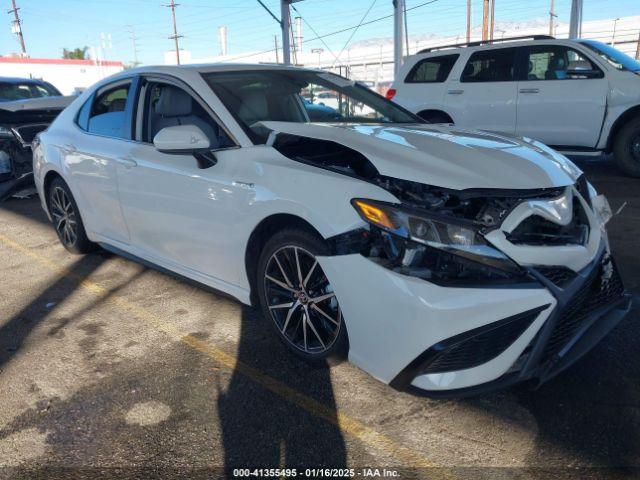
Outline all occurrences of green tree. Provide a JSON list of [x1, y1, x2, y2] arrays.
[[62, 47, 89, 60]]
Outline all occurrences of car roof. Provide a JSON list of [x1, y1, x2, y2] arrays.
[[411, 36, 584, 57], [123, 63, 324, 76]]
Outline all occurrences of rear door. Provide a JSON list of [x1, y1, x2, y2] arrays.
[[515, 44, 608, 148], [444, 47, 519, 134], [68, 78, 137, 244]]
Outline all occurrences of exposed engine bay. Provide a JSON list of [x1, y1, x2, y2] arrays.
[[272, 132, 568, 231], [0, 98, 71, 201], [274, 132, 596, 286]]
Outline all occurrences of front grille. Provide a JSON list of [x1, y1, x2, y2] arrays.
[[536, 266, 577, 288], [506, 195, 590, 246], [541, 257, 625, 364], [422, 310, 540, 374]]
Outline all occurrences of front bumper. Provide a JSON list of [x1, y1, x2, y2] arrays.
[[317, 244, 630, 397]]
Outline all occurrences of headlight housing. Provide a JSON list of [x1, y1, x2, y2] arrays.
[[351, 198, 529, 286]]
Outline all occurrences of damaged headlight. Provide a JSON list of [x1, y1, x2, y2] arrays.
[[351, 198, 528, 285]]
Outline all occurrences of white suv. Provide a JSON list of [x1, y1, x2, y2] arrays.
[[388, 36, 640, 177]]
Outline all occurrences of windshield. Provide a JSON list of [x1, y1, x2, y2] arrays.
[[0, 81, 61, 102], [202, 70, 422, 144], [580, 40, 640, 72]]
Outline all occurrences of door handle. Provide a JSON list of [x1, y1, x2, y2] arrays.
[[447, 89, 464, 95], [117, 157, 137, 169], [519, 88, 540, 94]]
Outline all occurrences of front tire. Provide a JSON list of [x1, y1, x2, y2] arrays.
[[48, 177, 95, 254], [256, 228, 348, 363], [613, 117, 640, 178]]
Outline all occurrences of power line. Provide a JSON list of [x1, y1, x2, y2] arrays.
[[221, 0, 441, 63], [332, 0, 377, 67], [290, 4, 340, 65]]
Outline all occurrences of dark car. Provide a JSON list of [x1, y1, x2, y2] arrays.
[[0, 77, 62, 102], [0, 78, 72, 200]]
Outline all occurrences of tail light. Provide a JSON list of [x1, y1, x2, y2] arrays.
[[385, 88, 396, 100]]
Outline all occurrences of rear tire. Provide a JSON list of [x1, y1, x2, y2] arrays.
[[256, 228, 348, 364], [48, 177, 95, 254], [613, 117, 640, 178]]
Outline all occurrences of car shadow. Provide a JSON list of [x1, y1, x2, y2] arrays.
[[217, 305, 348, 473], [0, 252, 109, 373]]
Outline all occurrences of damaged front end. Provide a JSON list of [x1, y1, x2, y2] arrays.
[[0, 98, 72, 201], [273, 131, 569, 287]]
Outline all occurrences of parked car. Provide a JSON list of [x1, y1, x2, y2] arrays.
[[387, 36, 640, 177], [0, 93, 74, 201], [0, 77, 62, 102], [34, 65, 630, 396]]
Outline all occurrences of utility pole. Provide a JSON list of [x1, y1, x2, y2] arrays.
[[8, 0, 27, 56], [489, 0, 495, 41], [274, 35, 280, 63], [393, 0, 405, 76], [280, 1, 292, 65], [549, 0, 557, 36], [482, 0, 489, 41], [164, 0, 182, 65], [569, 0, 583, 39], [636, 30, 640, 60], [466, 0, 471, 43], [127, 26, 140, 67]]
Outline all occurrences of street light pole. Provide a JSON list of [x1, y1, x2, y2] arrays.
[[612, 17, 620, 47], [311, 48, 323, 69], [393, 0, 405, 76], [569, 0, 583, 39]]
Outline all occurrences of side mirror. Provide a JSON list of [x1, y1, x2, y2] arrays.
[[153, 124, 210, 153]]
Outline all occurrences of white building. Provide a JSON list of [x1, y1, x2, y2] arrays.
[[0, 56, 124, 96]]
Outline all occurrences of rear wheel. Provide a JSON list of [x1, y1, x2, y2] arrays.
[[613, 117, 640, 178], [48, 177, 95, 254], [256, 228, 348, 363]]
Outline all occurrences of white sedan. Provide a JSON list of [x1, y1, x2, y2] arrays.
[[33, 64, 630, 396]]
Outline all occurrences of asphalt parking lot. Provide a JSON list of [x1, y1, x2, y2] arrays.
[[0, 158, 638, 479]]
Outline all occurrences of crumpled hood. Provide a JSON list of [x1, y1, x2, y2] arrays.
[[0, 96, 74, 113], [262, 122, 581, 190]]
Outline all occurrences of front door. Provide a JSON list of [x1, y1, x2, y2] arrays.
[[516, 44, 608, 148], [115, 79, 241, 284]]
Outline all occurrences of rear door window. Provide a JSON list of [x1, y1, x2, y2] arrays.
[[86, 81, 132, 139], [405, 54, 459, 83], [461, 48, 517, 82]]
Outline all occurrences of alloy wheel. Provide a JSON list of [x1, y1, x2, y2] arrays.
[[50, 186, 78, 247], [263, 246, 342, 355]]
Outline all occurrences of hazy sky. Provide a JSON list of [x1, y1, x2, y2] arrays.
[[2, 0, 638, 65]]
